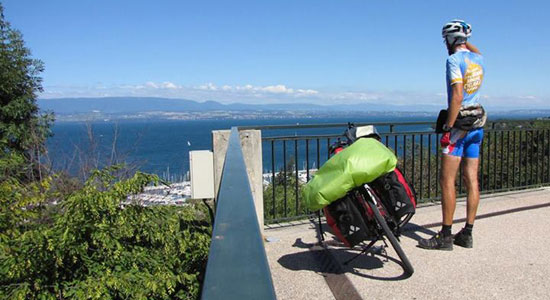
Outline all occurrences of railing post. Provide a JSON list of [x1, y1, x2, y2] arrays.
[[213, 130, 230, 199], [203, 127, 276, 300], [213, 129, 264, 233]]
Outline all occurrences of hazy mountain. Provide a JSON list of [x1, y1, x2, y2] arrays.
[[38, 97, 225, 114], [37, 97, 550, 119], [38, 97, 440, 114]]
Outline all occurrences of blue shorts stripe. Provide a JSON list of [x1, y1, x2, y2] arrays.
[[446, 128, 484, 158]]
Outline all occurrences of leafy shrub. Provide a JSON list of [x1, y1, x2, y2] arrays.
[[1, 167, 211, 300]]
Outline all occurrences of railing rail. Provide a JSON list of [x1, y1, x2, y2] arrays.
[[261, 121, 550, 224], [202, 127, 276, 300], [239, 120, 433, 131]]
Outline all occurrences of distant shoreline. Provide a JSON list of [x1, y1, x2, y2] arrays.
[[38, 97, 550, 122], [50, 111, 436, 122], [49, 109, 549, 123]]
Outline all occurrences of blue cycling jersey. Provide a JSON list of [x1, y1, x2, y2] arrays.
[[446, 49, 484, 106]]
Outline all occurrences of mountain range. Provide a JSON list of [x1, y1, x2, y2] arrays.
[[37, 97, 550, 120], [37, 97, 439, 114]]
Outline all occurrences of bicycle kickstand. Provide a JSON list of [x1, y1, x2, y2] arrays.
[[343, 239, 378, 265]]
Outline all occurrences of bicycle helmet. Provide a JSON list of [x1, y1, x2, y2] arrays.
[[442, 19, 472, 47]]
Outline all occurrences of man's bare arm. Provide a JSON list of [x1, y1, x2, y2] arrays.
[[466, 42, 481, 55], [447, 83, 464, 127]]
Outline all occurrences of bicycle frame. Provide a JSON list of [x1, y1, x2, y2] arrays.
[[320, 125, 415, 275]]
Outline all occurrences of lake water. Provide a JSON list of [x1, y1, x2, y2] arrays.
[[47, 112, 538, 180]]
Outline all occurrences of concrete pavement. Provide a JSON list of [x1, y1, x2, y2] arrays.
[[264, 187, 550, 300]]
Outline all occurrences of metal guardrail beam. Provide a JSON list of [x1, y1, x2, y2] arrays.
[[202, 127, 276, 300], [239, 120, 432, 131]]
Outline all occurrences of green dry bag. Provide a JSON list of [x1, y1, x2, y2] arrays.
[[302, 138, 397, 211]]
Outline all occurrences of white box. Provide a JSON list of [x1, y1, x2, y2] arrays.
[[190, 150, 214, 199]]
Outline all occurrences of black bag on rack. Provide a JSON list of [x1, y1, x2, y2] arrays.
[[370, 168, 417, 225]]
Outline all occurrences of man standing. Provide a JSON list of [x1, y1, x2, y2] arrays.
[[419, 20, 485, 250]]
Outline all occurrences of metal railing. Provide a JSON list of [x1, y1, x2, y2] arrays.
[[200, 121, 550, 297], [202, 127, 276, 300], [251, 121, 550, 224]]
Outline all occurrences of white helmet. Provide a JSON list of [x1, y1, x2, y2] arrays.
[[442, 19, 472, 46]]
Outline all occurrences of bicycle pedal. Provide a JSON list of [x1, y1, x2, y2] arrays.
[[370, 245, 387, 256], [371, 244, 389, 261]]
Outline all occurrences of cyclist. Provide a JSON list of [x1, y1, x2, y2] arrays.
[[419, 20, 485, 250]]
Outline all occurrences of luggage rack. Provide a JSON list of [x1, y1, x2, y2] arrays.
[[317, 184, 414, 275]]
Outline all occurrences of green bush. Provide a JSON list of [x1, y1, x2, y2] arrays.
[[1, 4, 211, 299], [1, 167, 211, 300], [263, 173, 307, 222]]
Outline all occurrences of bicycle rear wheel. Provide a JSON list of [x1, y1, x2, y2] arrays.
[[364, 187, 414, 275]]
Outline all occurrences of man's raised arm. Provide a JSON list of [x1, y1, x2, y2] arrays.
[[466, 42, 482, 54]]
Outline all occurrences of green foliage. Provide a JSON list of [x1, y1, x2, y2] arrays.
[[263, 156, 309, 222], [1, 5, 211, 299], [397, 142, 439, 202], [479, 128, 549, 190], [264, 174, 307, 221], [398, 122, 550, 200], [1, 167, 211, 299], [0, 3, 54, 182], [0, 151, 26, 180]]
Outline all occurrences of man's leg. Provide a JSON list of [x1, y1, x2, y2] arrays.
[[462, 157, 480, 224], [454, 127, 483, 248], [452, 157, 479, 248], [418, 153, 461, 250], [440, 154, 462, 226]]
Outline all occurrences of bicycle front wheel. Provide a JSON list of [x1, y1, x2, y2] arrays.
[[365, 190, 414, 276]]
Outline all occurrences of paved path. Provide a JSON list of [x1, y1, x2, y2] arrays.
[[264, 188, 550, 300]]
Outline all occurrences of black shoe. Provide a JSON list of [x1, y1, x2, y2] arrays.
[[418, 231, 453, 251], [453, 228, 473, 248]]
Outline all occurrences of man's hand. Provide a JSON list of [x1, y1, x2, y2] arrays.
[[465, 42, 481, 54], [440, 132, 451, 148]]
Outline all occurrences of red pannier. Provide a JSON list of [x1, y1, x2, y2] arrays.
[[323, 167, 416, 247], [370, 167, 416, 227]]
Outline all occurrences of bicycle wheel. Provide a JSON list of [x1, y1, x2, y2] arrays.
[[364, 187, 414, 275], [397, 212, 414, 229]]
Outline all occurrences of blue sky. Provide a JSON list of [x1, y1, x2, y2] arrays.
[[3, 0, 549, 109]]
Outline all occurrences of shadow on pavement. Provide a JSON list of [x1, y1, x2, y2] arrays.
[[277, 250, 328, 274], [277, 238, 412, 281], [401, 222, 437, 242], [331, 248, 413, 281]]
